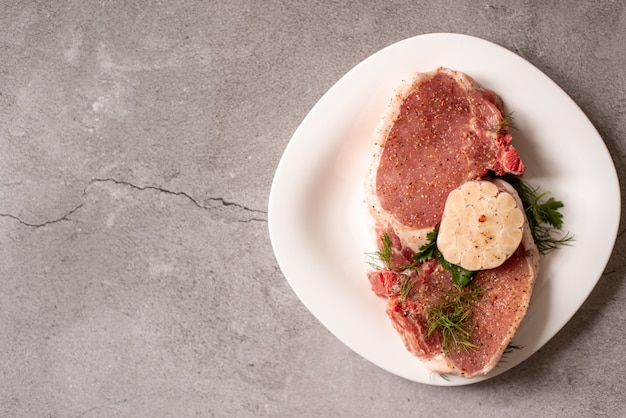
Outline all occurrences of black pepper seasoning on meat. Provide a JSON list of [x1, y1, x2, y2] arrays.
[[375, 71, 506, 229]]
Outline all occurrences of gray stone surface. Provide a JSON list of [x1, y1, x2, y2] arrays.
[[1, 0, 625, 416]]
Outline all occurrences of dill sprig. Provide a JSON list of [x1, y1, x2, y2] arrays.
[[398, 273, 416, 303], [367, 232, 422, 272], [503, 343, 524, 355], [426, 286, 484, 354], [366, 232, 393, 270], [488, 111, 517, 133], [501, 112, 518, 131], [504, 176, 574, 254], [498, 344, 525, 365]]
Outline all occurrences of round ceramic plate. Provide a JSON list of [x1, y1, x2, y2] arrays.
[[268, 33, 620, 386]]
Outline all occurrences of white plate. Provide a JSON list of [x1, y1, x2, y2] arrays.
[[268, 33, 620, 386]]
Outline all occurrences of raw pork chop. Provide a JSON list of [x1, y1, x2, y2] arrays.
[[365, 67, 524, 252], [368, 179, 539, 377]]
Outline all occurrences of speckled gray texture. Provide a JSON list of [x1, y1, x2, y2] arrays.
[[1, 1, 625, 417]]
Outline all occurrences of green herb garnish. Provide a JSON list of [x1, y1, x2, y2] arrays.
[[427, 286, 484, 354], [504, 176, 574, 254], [367, 232, 393, 270], [415, 228, 438, 263], [489, 111, 517, 133], [414, 226, 475, 287], [438, 259, 475, 288], [503, 343, 524, 355], [398, 273, 416, 303], [368, 232, 422, 272], [498, 343, 525, 365]]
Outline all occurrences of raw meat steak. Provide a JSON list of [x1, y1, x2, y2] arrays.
[[365, 67, 524, 252], [368, 179, 539, 377]]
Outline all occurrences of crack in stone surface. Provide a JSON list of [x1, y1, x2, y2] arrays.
[[90, 178, 268, 223], [0, 204, 84, 228], [0, 178, 268, 227]]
